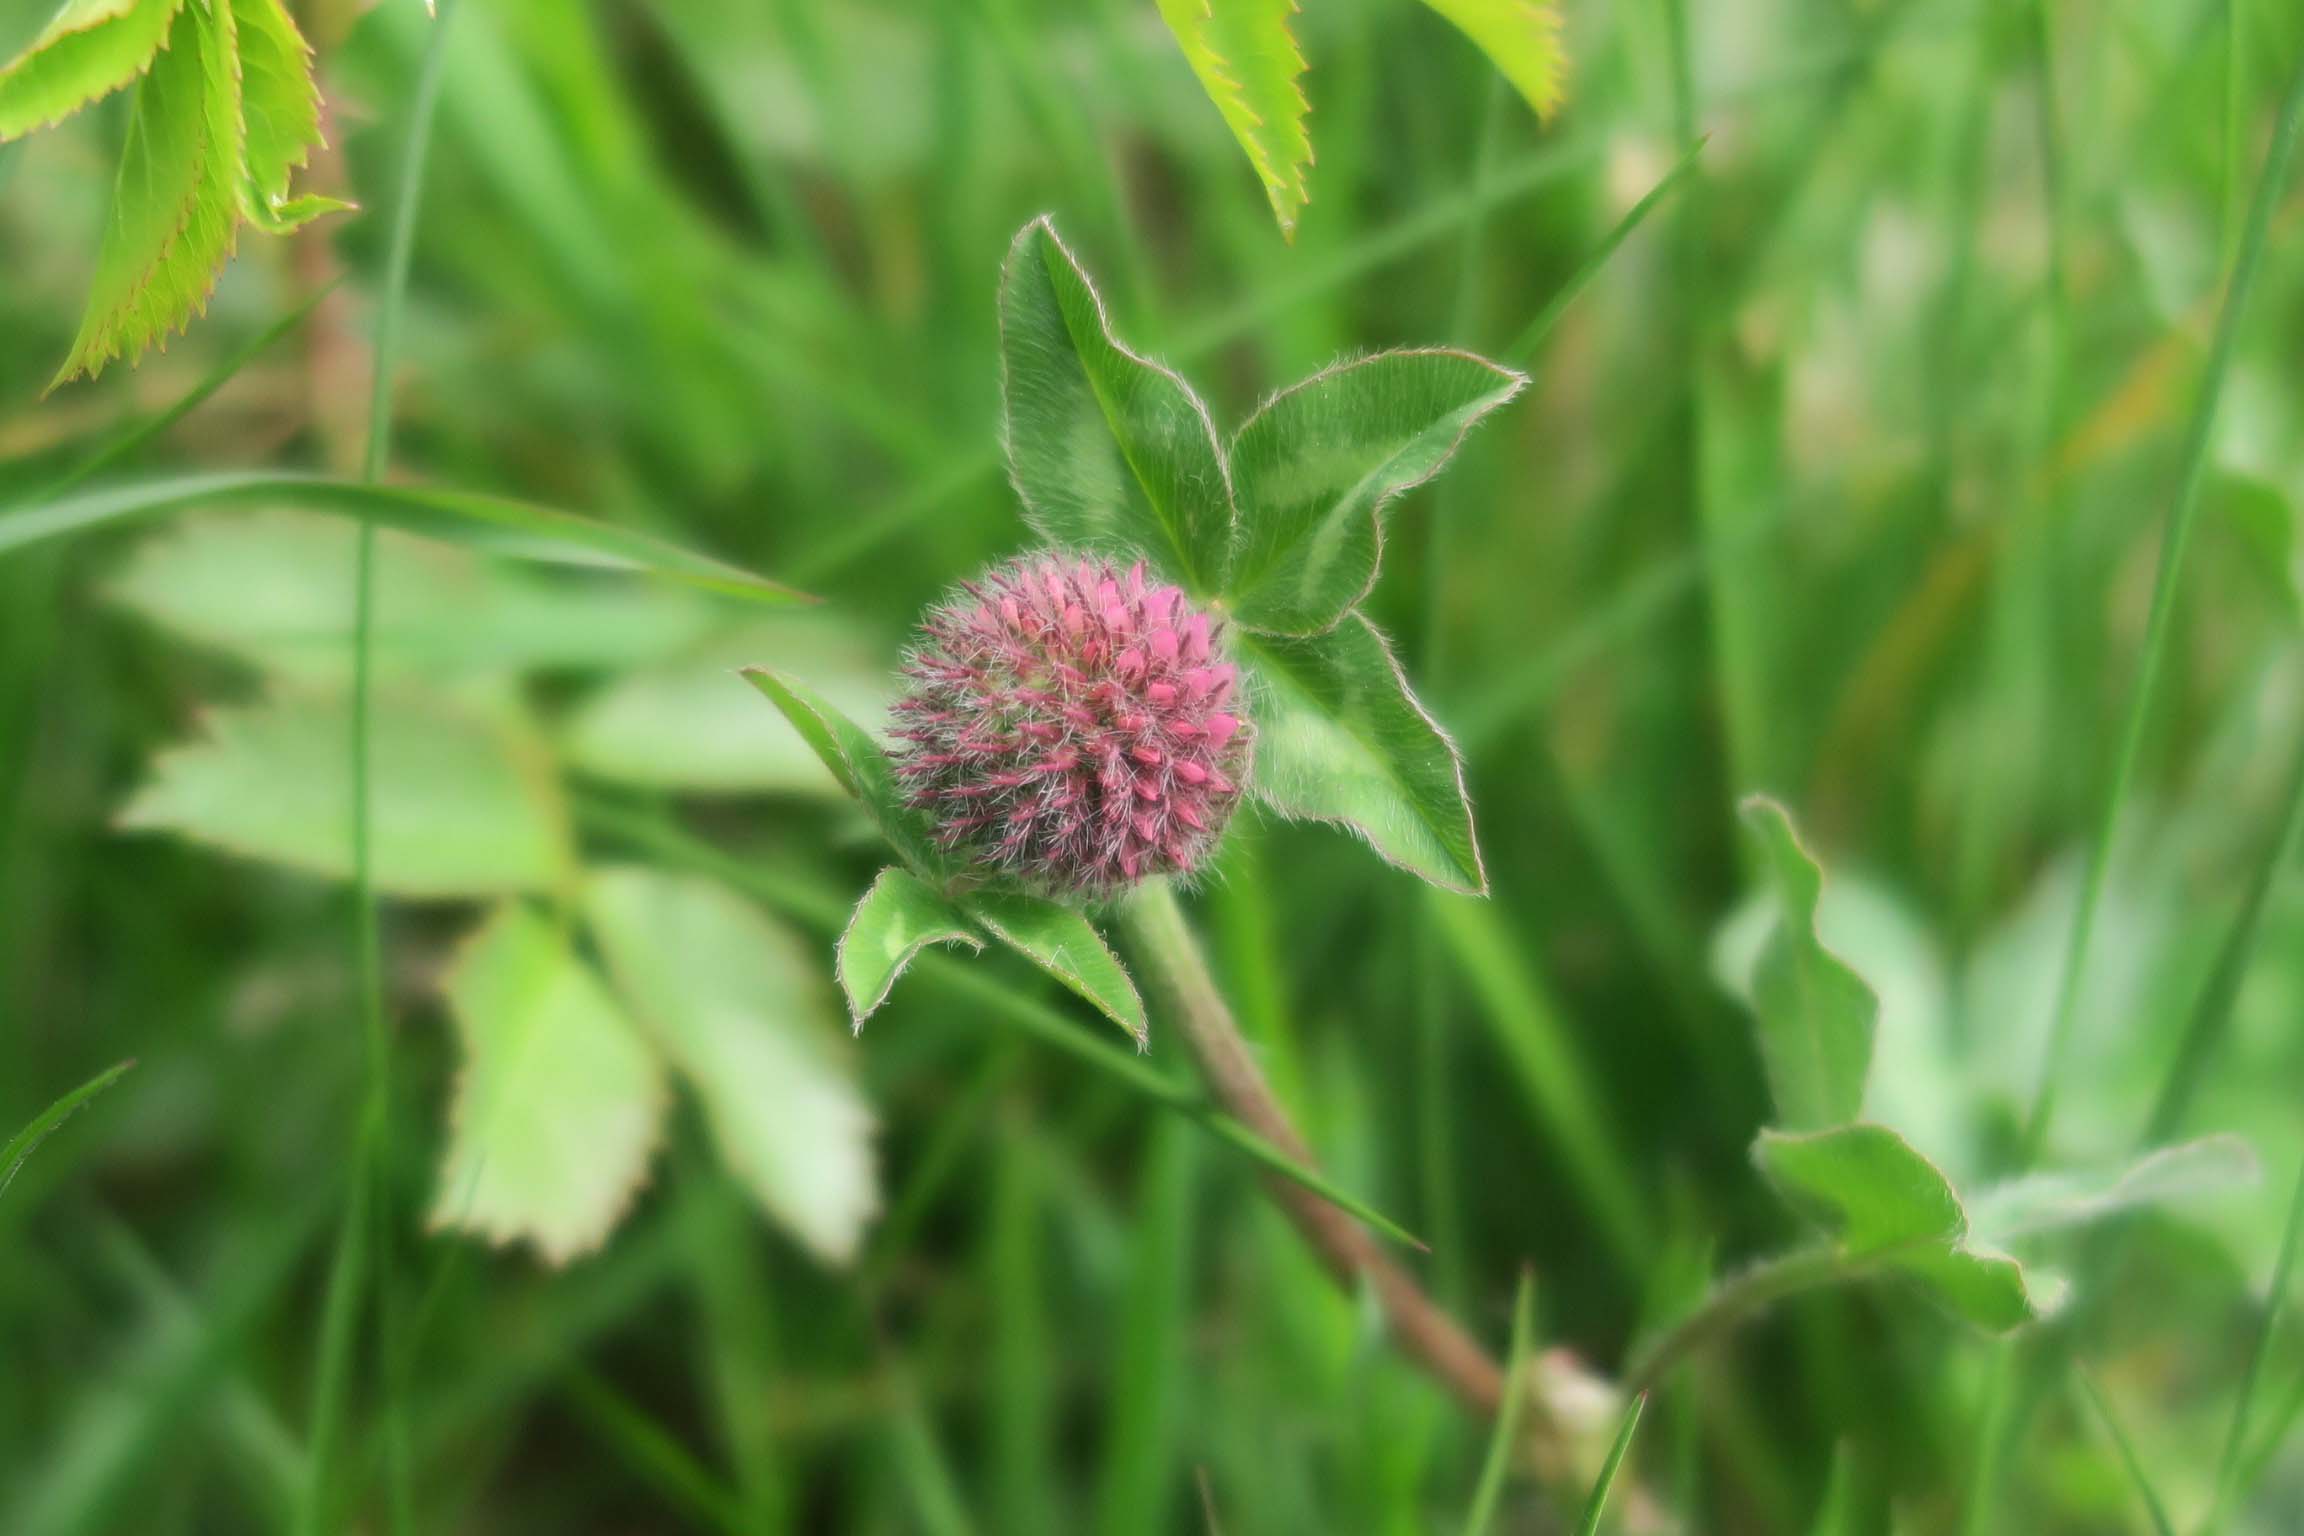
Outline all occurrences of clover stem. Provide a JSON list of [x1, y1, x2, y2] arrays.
[[1118, 880, 1545, 1433]]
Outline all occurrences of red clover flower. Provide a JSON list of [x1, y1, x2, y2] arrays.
[[891, 551, 1252, 899]]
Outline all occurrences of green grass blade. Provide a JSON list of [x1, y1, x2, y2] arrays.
[[1502, 136, 1707, 365], [0, 469, 808, 603], [0, 1058, 135, 1203], [2073, 1366, 2177, 1536], [1459, 1267, 1536, 1535], [560, 1364, 749, 1536], [1572, 1391, 1647, 1536], [2204, 1152, 2304, 1533], [2018, 44, 2304, 1167]]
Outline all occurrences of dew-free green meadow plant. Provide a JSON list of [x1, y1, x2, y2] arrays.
[[0, 0, 355, 383]]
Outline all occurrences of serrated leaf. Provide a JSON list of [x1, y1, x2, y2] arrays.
[[1414, 0, 1569, 122], [739, 667, 944, 875], [1756, 1123, 2061, 1332], [57, 0, 240, 384], [118, 692, 572, 897], [430, 904, 666, 1265], [1154, 0, 1311, 238], [1967, 1134, 2260, 1244], [1739, 797, 1875, 1130], [0, 0, 183, 140], [1240, 613, 1485, 893], [105, 510, 715, 684], [563, 617, 888, 795], [228, 0, 343, 233], [998, 216, 1236, 590], [1227, 348, 1525, 634], [2, 471, 813, 605], [586, 869, 880, 1266], [836, 868, 982, 1030], [964, 889, 1147, 1046]]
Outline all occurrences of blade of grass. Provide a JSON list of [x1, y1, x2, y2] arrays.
[[989, 1111, 1057, 1536], [2017, 42, 2304, 1167], [2072, 1366, 2177, 1536], [560, 1364, 750, 1536], [1459, 1268, 1537, 1535], [1573, 1392, 1648, 1536], [1501, 135, 1708, 366], [573, 796, 1425, 1248], [1094, 1118, 1200, 1536], [301, 6, 461, 1536], [0, 1059, 134, 1203], [0, 469, 808, 602], [12, 286, 339, 508], [2203, 1151, 2304, 1533]]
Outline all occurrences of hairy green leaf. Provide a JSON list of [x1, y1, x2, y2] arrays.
[[1967, 1134, 2259, 1244], [740, 667, 944, 875], [105, 509, 715, 684], [431, 904, 666, 1265], [587, 869, 880, 1265], [0, 0, 182, 140], [119, 692, 572, 896], [1240, 613, 1485, 893], [57, 0, 240, 384], [965, 890, 1147, 1046], [998, 217, 1236, 590], [1739, 796, 1875, 1130], [0, 471, 811, 604], [1154, 0, 1311, 238], [837, 868, 982, 1030], [1414, 0, 1569, 121], [228, 0, 345, 232], [1227, 348, 1525, 633], [1756, 1123, 2062, 1332]]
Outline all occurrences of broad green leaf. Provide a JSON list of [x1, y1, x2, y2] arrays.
[[228, 0, 346, 232], [1739, 797, 1875, 1130], [739, 667, 943, 875], [587, 869, 880, 1265], [0, 1060, 135, 1202], [1967, 1134, 2259, 1244], [837, 868, 981, 1030], [1414, 0, 1569, 122], [57, 0, 239, 384], [105, 510, 714, 684], [0, 471, 811, 605], [1755, 1123, 2062, 1331], [964, 890, 1147, 1046], [1154, 0, 1310, 238], [1240, 613, 1486, 894], [564, 617, 889, 795], [431, 904, 666, 1264], [1226, 348, 1525, 634], [119, 692, 572, 897], [998, 217, 1236, 590], [0, 0, 182, 140]]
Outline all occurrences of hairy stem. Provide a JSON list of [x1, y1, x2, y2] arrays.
[[1117, 881, 1517, 1424]]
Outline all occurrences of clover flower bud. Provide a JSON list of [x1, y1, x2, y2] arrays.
[[890, 551, 1252, 898]]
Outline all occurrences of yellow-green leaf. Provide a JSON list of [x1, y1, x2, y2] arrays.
[[229, 0, 344, 232], [1154, 0, 1311, 238], [1414, 0, 1568, 122], [56, 0, 240, 384], [0, 0, 183, 141], [431, 905, 667, 1265]]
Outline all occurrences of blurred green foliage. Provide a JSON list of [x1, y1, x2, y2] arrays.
[[4, 0, 2304, 1530]]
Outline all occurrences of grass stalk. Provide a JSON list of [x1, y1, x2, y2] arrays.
[[2016, 42, 2304, 1168]]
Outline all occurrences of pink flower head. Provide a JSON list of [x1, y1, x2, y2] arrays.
[[891, 552, 1253, 898]]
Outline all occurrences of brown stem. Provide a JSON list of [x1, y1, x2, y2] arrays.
[[1118, 880, 1509, 1419]]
